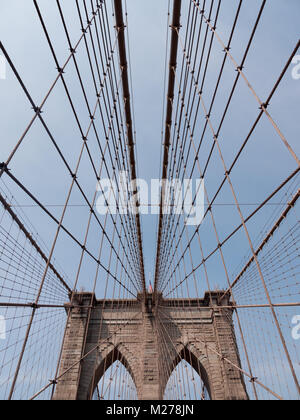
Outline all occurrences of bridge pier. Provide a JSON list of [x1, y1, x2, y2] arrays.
[[138, 304, 163, 400], [53, 291, 248, 400]]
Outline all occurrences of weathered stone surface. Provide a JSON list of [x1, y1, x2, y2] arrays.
[[53, 291, 248, 400]]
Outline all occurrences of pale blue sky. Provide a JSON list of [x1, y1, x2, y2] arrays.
[[0, 0, 299, 400], [0, 1, 299, 283]]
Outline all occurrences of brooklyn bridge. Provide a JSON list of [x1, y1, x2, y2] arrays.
[[0, 0, 299, 400]]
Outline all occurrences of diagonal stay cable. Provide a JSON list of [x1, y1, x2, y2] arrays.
[[0, 2, 103, 178], [0, 192, 71, 294], [0, 43, 140, 293], [33, 0, 142, 290], [3, 167, 137, 297], [191, 0, 300, 167], [28, 310, 141, 400], [160, 39, 300, 292]]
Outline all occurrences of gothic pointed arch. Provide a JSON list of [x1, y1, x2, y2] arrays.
[[89, 343, 139, 399], [163, 343, 212, 399]]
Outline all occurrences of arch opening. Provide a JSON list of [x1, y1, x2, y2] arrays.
[[93, 361, 138, 400], [90, 346, 138, 400], [164, 347, 211, 400]]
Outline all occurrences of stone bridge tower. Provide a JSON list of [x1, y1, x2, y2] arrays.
[[53, 291, 248, 400]]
